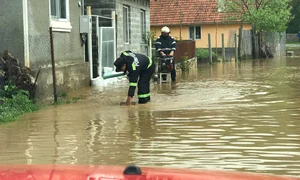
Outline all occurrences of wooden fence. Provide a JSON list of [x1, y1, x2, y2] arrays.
[[174, 40, 196, 63]]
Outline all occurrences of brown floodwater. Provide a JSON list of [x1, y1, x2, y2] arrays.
[[0, 55, 300, 177]]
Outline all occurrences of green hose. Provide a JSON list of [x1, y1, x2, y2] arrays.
[[102, 72, 124, 79]]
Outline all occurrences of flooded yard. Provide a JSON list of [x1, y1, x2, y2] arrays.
[[0, 54, 300, 177]]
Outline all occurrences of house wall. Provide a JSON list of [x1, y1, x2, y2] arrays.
[[116, 0, 150, 56], [27, 0, 89, 103], [151, 24, 252, 48], [0, 0, 24, 64], [85, 0, 115, 16], [84, 0, 150, 68]]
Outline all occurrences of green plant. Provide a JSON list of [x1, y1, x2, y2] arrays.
[[196, 48, 218, 63], [0, 90, 39, 123], [72, 97, 83, 103], [142, 31, 156, 46], [0, 81, 20, 99], [179, 55, 190, 72]]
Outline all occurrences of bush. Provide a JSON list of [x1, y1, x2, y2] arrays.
[[196, 48, 218, 63], [0, 83, 39, 123]]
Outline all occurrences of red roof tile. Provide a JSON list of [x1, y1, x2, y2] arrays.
[[150, 0, 227, 26]]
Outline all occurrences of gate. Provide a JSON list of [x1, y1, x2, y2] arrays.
[[98, 27, 115, 78], [90, 15, 115, 79]]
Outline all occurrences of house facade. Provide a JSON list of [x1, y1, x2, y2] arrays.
[[83, 0, 151, 79], [150, 0, 252, 49], [84, 0, 151, 57], [0, 0, 90, 103], [0, 0, 150, 103]]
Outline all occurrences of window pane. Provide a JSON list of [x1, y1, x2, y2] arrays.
[[141, 10, 146, 39], [127, 7, 130, 43], [123, 6, 129, 43], [189, 26, 194, 39], [60, 0, 66, 19], [196, 26, 201, 39], [51, 0, 56, 17]]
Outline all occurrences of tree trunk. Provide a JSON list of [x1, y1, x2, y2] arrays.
[[258, 31, 263, 58]]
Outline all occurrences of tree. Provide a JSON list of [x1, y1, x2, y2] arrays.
[[223, 0, 293, 33], [286, 0, 300, 33], [222, 0, 293, 57]]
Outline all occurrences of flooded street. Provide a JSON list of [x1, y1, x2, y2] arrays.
[[1, 54, 300, 177]]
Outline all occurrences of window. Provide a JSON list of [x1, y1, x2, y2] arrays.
[[123, 5, 131, 44], [50, 0, 72, 32], [140, 10, 146, 42], [189, 26, 201, 40]]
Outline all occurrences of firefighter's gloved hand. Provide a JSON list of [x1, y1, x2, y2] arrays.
[[169, 51, 174, 57], [161, 52, 166, 57]]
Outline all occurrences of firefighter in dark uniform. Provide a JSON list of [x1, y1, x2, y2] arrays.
[[154, 26, 177, 81], [114, 51, 155, 105]]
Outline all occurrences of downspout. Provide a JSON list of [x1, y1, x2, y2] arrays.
[[81, 0, 85, 15], [22, 0, 30, 67]]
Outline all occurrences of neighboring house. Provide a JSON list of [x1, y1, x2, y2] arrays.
[[150, 0, 252, 49], [84, 0, 151, 78], [0, 0, 89, 103]]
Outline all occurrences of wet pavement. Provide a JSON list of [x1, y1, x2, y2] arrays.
[[0, 52, 300, 177]]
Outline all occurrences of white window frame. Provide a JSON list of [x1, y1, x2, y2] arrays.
[[140, 9, 146, 42], [123, 5, 130, 44], [49, 0, 72, 32], [189, 26, 201, 40]]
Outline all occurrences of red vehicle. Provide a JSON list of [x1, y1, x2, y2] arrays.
[[0, 165, 299, 180]]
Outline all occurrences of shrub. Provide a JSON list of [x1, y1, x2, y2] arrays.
[[0, 83, 39, 123], [196, 48, 218, 63]]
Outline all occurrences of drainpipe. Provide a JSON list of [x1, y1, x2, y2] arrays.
[[22, 0, 30, 67], [49, 27, 58, 103], [81, 0, 85, 15]]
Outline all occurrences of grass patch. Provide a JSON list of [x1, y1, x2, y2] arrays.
[[52, 93, 84, 106], [0, 81, 84, 123], [286, 41, 300, 44]]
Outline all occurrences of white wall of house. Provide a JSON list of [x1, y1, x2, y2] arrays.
[[0, 0, 25, 64], [0, 0, 90, 103]]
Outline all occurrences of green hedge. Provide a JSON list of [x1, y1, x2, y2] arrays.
[[196, 48, 218, 63]]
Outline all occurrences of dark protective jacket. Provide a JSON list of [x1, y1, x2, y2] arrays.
[[154, 35, 177, 56], [118, 51, 154, 97]]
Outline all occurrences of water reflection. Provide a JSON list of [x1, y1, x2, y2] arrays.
[[0, 55, 300, 176]]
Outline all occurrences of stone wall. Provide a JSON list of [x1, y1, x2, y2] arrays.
[[115, 0, 151, 56]]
